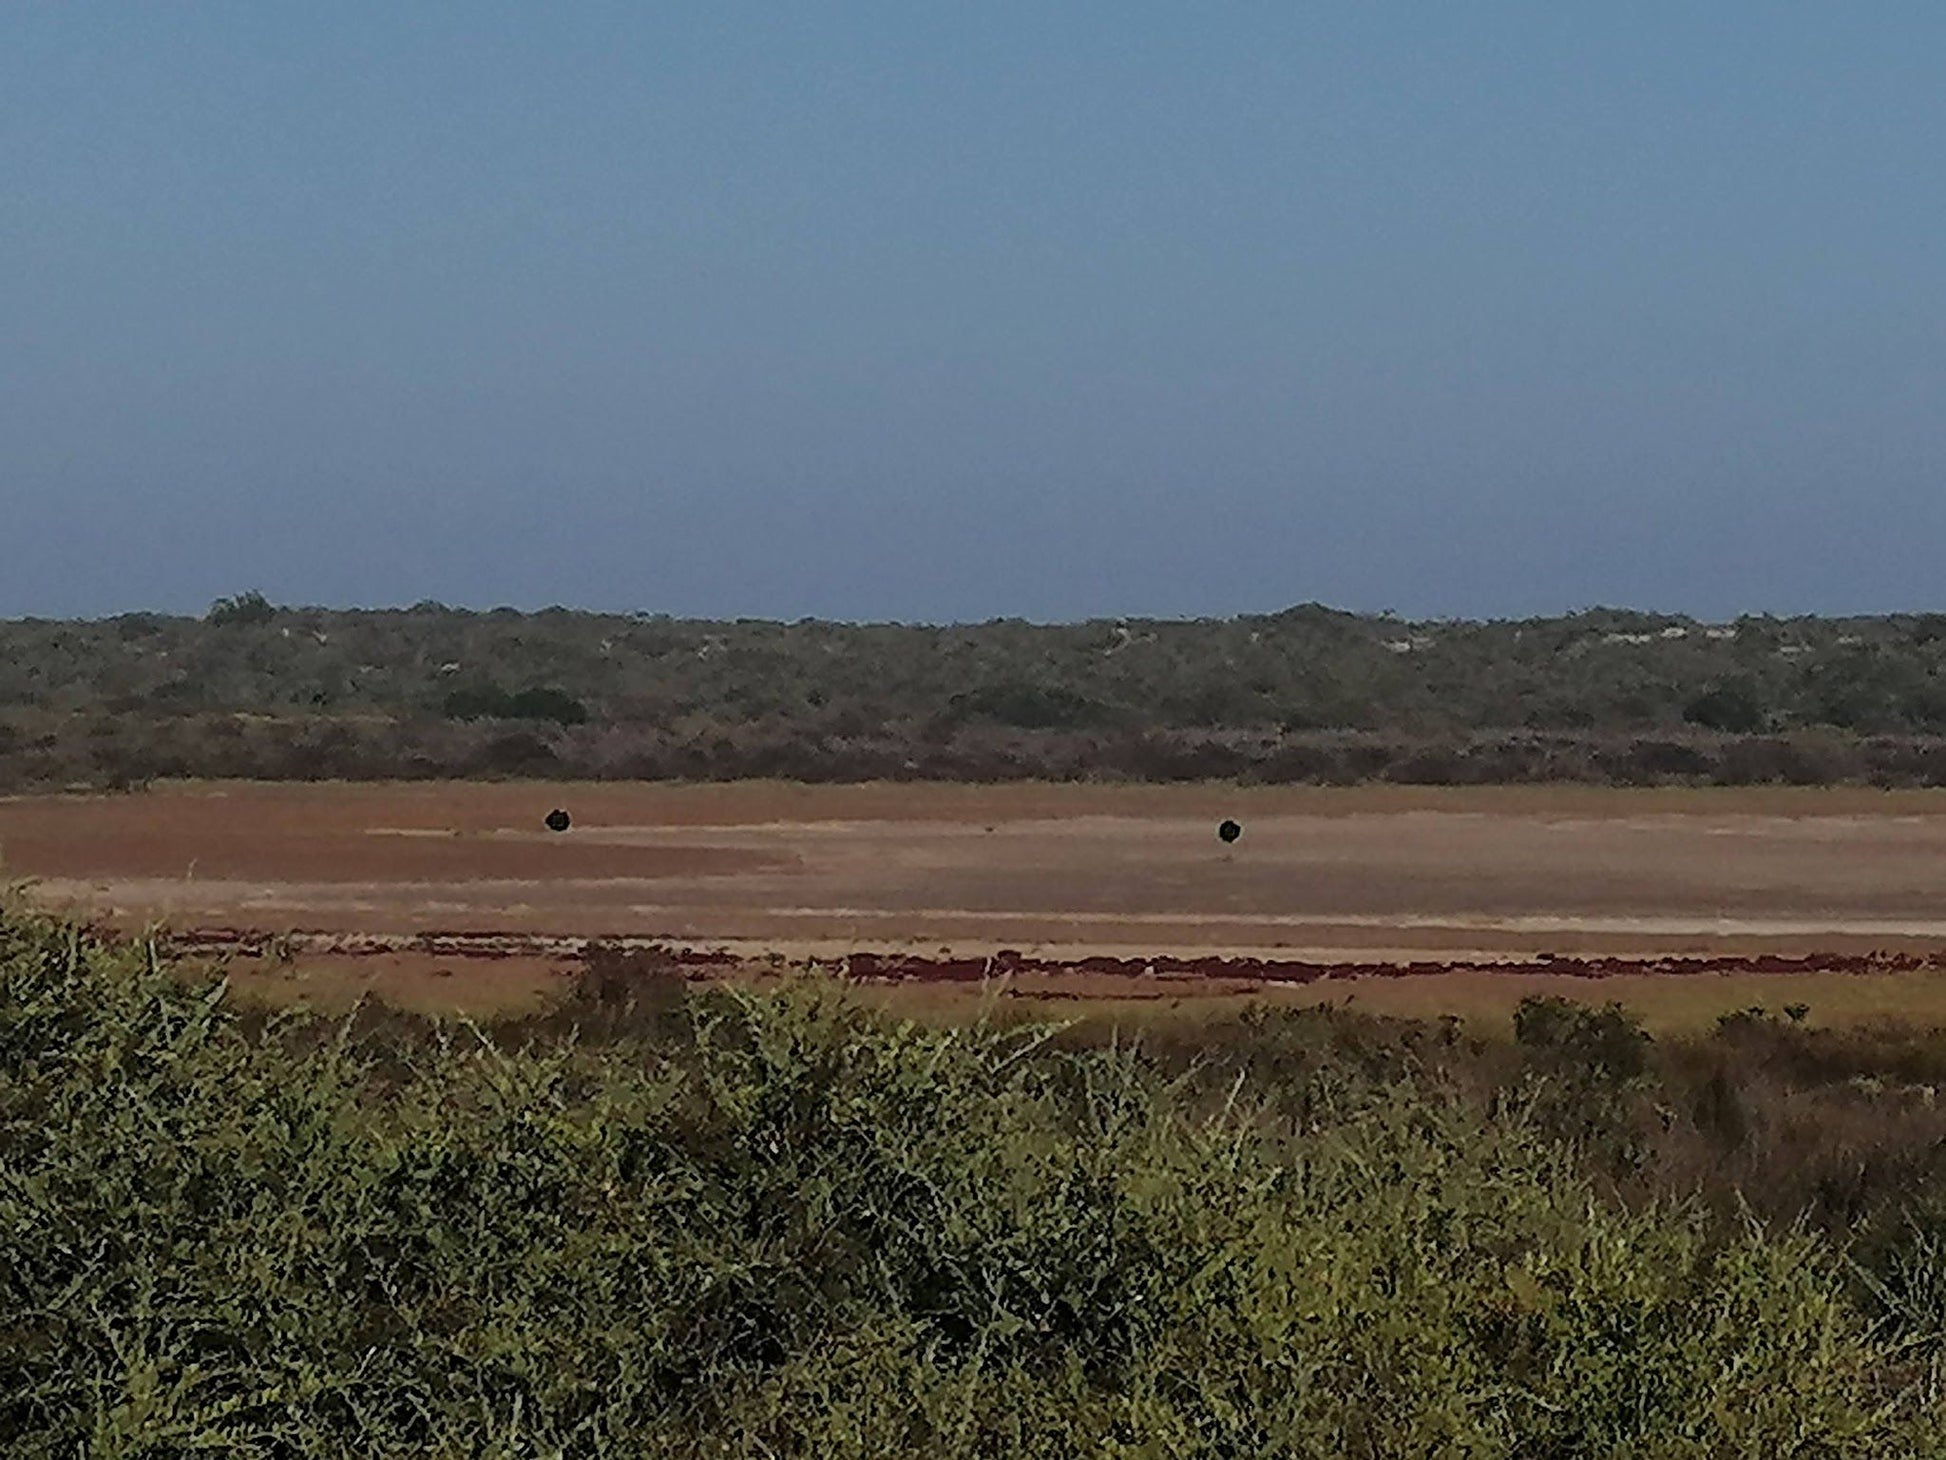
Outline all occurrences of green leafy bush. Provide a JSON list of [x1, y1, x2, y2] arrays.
[[14, 604, 1946, 786], [1, 912, 1939, 1455], [443, 685, 590, 725], [205, 590, 278, 627], [1683, 682, 1766, 734]]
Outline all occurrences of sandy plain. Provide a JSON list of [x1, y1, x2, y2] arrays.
[[8, 780, 1946, 1027]]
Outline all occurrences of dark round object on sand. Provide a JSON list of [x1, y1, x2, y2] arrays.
[[1218, 819, 1242, 844], [544, 808, 572, 833]]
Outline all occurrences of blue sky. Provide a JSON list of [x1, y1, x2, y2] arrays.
[[4, 4, 1943, 622]]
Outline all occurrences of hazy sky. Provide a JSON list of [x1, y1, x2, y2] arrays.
[[5, 5, 1943, 622]]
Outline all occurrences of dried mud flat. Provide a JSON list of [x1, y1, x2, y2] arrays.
[[9, 780, 1946, 1021]]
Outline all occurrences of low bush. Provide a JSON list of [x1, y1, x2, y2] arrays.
[[2, 913, 1942, 1455], [443, 685, 590, 726], [14, 605, 1946, 787]]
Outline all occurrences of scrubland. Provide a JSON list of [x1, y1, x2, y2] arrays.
[[12, 601, 1946, 788], [8, 914, 1946, 1455]]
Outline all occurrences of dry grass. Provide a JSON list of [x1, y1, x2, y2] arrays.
[[198, 945, 1946, 1040]]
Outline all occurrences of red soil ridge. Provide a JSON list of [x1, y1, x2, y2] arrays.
[[154, 926, 1939, 984]]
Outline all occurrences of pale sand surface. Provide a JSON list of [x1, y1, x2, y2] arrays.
[[9, 780, 1946, 1024]]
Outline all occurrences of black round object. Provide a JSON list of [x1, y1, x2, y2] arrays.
[[1217, 819, 1242, 844], [544, 808, 572, 833]]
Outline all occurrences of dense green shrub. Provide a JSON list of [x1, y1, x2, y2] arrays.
[[1, 912, 1940, 1456], [1682, 682, 1766, 734], [1514, 998, 1652, 1085], [948, 681, 1115, 730], [14, 604, 1946, 786], [443, 685, 590, 725], [205, 590, 279, 627]]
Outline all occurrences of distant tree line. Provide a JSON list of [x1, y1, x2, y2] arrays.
[[9, 599, 1946, 786]]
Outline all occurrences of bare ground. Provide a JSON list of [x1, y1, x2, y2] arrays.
[[9, 780, 1946, 1026]]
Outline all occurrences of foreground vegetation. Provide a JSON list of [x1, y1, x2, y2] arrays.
[[6, 917, 1946, 1454], [13, 599, 1946, 787]]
